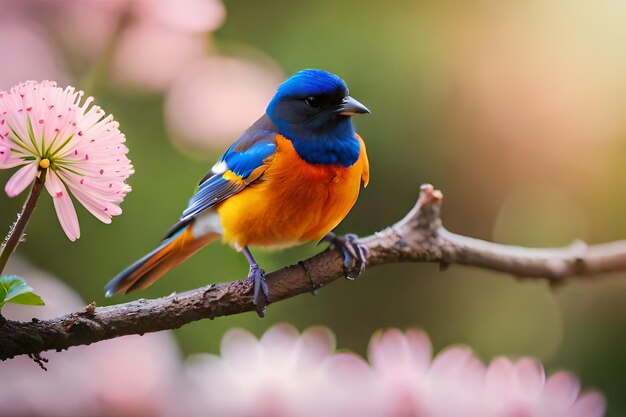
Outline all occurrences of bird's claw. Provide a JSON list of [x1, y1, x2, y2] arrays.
[[247, 264, 270, 317], [325, 232, 370, 279]]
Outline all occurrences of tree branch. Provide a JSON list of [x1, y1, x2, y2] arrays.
[[1, 184, 624, 361]]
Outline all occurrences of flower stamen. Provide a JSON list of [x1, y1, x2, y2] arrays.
[[39, 158, 50, 169]]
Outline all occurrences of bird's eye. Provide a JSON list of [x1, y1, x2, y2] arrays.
[[304, 96, 320, 108]]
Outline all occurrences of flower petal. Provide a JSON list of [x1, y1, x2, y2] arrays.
[[568, 391, 607, 417], [405, 329, 433, 372], [60, 174, 113, 224], [543, 371, 581, 411], [220, 328, 259, 363], [0, 142, 9, 164], [369, 328, 418, 373], [45, 171, 80, 241], [294, 326, 335, 363], [5, 163, 37, 197], [260, 323, 299, 352], [0, 154, 24, 169], [430, 347, 474, 381], [485, 357, 516, 399], [514, 357, 545, 397]]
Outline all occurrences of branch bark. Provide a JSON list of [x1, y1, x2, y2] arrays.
[[1, 184, 624, 361]]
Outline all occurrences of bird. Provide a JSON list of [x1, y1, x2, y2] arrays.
[[104, 69, 371, 316]]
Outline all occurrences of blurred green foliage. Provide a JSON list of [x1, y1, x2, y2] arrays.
[[1, 0, 624, 415]]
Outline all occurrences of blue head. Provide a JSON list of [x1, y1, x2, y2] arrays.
[[266, 69, 369, 166]]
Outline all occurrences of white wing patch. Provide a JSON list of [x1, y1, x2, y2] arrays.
[[211, 160, 228, 174], [191, 210, 223, 238]]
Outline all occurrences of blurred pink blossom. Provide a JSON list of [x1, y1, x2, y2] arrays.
[[165, 56, 284, 151], [1, 0, 226, 92], [184, 325, 606, 417], [107, 0, 225, 92], [482, 357, 606, 417], [136, 0, 226, 33], [183, 324, 380, 417], [0, 81, 133, 241], [368, 328, 606, 417], [109, 21, 209, 91], [0, 0, 279, 155], [0, 13, 69, 89], [0, 256, 182, 417], [49, 0, 128, 65], [368, 328, 485, 416]]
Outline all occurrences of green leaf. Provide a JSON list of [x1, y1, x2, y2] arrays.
[[0, 275, 45, 309], [0, 283, 6, 307]]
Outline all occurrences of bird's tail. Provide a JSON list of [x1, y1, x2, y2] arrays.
[[104, 226, 218, 296]]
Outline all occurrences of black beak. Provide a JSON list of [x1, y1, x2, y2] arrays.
[[339, 96, 370, 116]]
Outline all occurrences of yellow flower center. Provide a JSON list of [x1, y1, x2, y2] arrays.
[[39, 158, 51, 169]]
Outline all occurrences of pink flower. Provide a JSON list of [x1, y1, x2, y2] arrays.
[[136, 0, 226, 33], [184, 324, 379, 417], [181, 325, 607, 417], [368, 328, 484, 416], [165, 55, 283, 151], [483, 357, 606, 417], [0, 12, 69, 90], [109, 21, 209, 91], [0, 80, 133, 241], [368, 328, 606, 417]]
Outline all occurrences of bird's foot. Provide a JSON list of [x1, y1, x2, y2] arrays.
[[324, 232, 370, 279], [247, 264, 270, 317]]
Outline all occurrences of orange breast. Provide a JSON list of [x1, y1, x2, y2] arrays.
[[216, 134, 369, 248]]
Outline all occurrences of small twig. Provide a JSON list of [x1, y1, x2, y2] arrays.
[[27, 352, 48, 371], [1, 184, 624, 361]]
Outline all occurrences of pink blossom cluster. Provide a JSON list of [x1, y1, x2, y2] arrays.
[[0, 0, 283, 152], [183, 325, 606, 417]]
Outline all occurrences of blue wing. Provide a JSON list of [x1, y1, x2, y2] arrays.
[[164, 116, 278, 238]]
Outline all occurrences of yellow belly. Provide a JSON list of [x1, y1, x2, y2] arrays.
[[216, 134, 368, 248]]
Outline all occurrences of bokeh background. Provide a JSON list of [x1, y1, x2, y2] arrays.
[[0, 0, 625, 415]]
